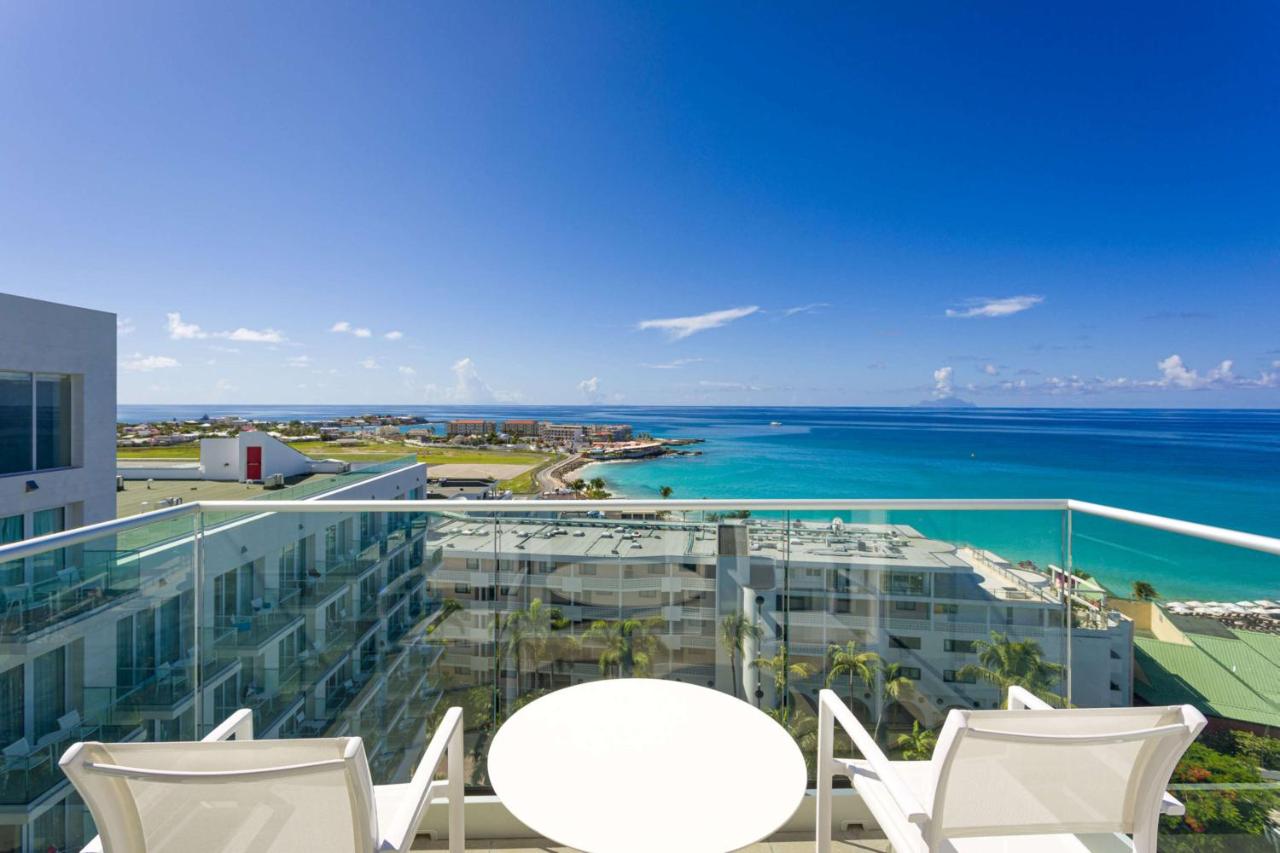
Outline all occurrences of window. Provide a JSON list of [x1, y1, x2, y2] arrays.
[[32, 646, 66, 740], [893, 600, 919, 612], [900, 666, 922, 680], [0, 372, 33, 475], [32, 507, 65, 581], [887, 571, 926, 596], [0, 665, 23, 744], [944, 638, 976, 653], [454, 583, 471, 594], [933, 603, 958, 615], [889, 635, 921, 650], [35, 374, 72, 470], [0, 513, 22, 584], [944, 669, 976, 684], [0, 371, 74, 474]]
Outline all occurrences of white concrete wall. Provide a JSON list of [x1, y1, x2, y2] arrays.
[[0, 292, 116, 531], [199, 437, 240, 480]]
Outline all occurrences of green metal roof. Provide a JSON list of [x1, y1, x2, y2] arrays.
[[1134, 627, 1280, 730]]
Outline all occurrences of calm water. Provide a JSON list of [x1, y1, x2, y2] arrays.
[[118, 405, 1280, 599]]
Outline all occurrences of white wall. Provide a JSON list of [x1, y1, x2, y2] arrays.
[[0, 292, 116, 530]]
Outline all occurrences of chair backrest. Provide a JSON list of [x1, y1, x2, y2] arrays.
[[926, 704, 1204, 843], [58, 710, 81, 731], [60, 737, 378, 853], [4, 737, 31, 759]]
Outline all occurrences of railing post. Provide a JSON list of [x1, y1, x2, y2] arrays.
[[816, 692, 834, 853], [448, 717, 465, 853], [1064, 507, 1073, 706]]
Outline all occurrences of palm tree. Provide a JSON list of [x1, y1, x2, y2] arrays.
[[659, 485, 674, 499], [825, 640, 879, 715], [719, 614, 762, 700], [894, 721, 937, 761], [767, 703, 820, 774], [425, 597, 463, 635], [583, 617, 666, 677], [503, 598, 566, 691], [958, 631, 1066, 707], [876, 661, 918, 745], [570, 478, 587, 492], [751, 644, 814, 711], [589, 476, 606, 491], [1132, 580, 1159, 601]]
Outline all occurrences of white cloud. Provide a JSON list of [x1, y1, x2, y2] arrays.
[[166, 312, 206, 339], [116, 317, 135, 336], [946, 295, 1044, 319], [384, 330, 404, 341], [781, 302, 830, 318], [397, 365, 416, 376], [982, 363, 1000, 376], [214, 378, 237, 393], [421, 357, 522, 404], [932, 366, 954, 398], [638, 305, 759, 340], [698, 380, 766, 392], [1153, 354, 1237, 389], [353, 327, 372, 338], [287, 355, 313, 368], [167, 312, 284, 343], [222, 326, 284, 343], [359, 357, 380, 370], [641, 358, 704, 369], [330, 321, 352, 333], [578, 376, 604, 402], [121, 353, 181, 372]]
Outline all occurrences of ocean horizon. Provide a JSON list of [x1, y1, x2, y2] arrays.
[[118, 404, 1280, 601]]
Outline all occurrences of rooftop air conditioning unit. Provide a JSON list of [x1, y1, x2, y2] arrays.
[[264, 473, 286, 489], [116, 475, 125, 492]]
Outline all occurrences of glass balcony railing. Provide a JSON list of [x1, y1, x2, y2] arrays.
[[1, 498, 1279, 851]]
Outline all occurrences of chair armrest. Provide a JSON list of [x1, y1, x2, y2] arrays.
[[379, 707, 464, 853], [1006, 686, 1053, 711], [819, 690, 928, 824], [1160, 791, 1185, 816], [203, 708, 254, 742]]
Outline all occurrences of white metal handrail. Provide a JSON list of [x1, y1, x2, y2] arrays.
[[2, 496, 1279, 561]]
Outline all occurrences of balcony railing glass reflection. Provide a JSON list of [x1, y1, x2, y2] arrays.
[[0, 498, 1278, 852]]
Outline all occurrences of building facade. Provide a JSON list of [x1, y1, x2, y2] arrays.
[[0, 294, 117, 556], [445, 420, 494, 438]]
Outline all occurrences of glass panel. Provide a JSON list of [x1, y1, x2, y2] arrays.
[[31, 507, 65, 583], [34, 373, 71, 470], [0, 513, 22, 586], [0, 371, 32, 475]]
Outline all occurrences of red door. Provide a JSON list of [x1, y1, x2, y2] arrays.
[[246, 446, 262, 481]]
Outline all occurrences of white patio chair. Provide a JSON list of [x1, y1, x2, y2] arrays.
[[816, 687, 1205, 852], [60, 706, 465, 853]]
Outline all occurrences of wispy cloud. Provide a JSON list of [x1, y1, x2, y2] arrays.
[[358, 357, 380, 370], [577, 376, 603, 402], [420, 357, 522, 404], [116, 317, 135, 336], [167, 312, 284, 343], [981, 363, 1000, 376], [121, 353, 180, 372], [638, 306, 759, 340], [932, 366, 954, 398], [330, 321, 352, 333], [946, 295, 1043, 319], [781, 302, 829, 318], [352, 327, 372, 338], [384, 330, 404, 341], [287, 355, 313, 368], [330, 320, 377, 339], [698, 379, 766, 392], [640, 358, 705, 369], [968, 354, 1279, 397]]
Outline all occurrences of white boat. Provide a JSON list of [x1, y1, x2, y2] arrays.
[[769, 421, 782, 427]]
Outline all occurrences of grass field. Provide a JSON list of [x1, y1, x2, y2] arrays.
[[117, 440, 556, 473]]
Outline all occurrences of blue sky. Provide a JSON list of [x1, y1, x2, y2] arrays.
[[2, 2, 1277, 406]]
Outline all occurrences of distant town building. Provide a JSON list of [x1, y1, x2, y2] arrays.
[[538, 423, 585, 445], [587, 423, 633, 443], [446, 419, 495, 437], [500, 419, 539, 438], [426, 477, 505, 500]]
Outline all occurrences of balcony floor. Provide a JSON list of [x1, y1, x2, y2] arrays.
[[414, 831, 890, 851]]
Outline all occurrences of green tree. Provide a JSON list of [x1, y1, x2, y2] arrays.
[[570, 478, 587, 492], [1132, 580, 1159, 601], [659, 485, 673, 498], [589, 476, 606, 491], [767, 703, 820, 775], [719, 614, 763, 700], [583, 617, 666, 677], [894, 721, 937, 761], [503, 598, 567, 692], [958, 631, 1066, 707], [1161, 742, 1280, 849], [825, 640, 879, 715], [425, 598, 463, 635], [876, 661, 918, 745], [751, 644, 814, 712]]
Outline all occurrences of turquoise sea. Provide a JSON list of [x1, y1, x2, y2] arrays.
[[118, 405, 1280, 600]]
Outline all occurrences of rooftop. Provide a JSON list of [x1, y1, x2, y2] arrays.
[[115, 474, 335, 517]]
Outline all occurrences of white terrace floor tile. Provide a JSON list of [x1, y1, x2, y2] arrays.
[[414, 830, 890, 851]]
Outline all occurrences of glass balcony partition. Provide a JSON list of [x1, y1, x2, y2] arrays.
[[1, 498, 1278, 851]]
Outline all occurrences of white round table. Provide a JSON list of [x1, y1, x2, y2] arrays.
[[487, 679, 807, 853]]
